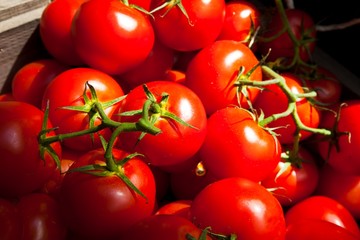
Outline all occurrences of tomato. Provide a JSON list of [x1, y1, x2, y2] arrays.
[[39, 0, 86, 66], [314, 100, 360, 175], [129, 0, 151, 11], [258, 8, 317, 64], [41, 67, 124, 152], [11, 59, 68, 108], [170, 155, 219, 200], [150, 0, 226, 51], [286, 219, 360, 240], [253, 72, 321, 144], [284, 195, 360, 238], [217, 0, 261, 45], [316, 163, 360, 219], [116, 81, 207, 172], [119, 214, 211, 240], [0, 93, 14, 101], [119, 40, 175, 92], [155, 199, 192, 220], [199, 106, 281, 182], [190, 177, 286, 239], [261, 146, 320, 207], [71, 0, 155, 75], [0, 101, 61, 198], [185, 40, 262, 116], [0, 193, 67, 240], [59, 148, 156, 239]]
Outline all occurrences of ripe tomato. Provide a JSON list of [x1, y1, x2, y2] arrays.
[[11, 59, 68, 108], [41, 67, 124, 152], [116, 81, 207, 172], [253, 72, 321, 144], [258, 8, 317, 64], [284, 195, 360, 238], [0, 193, 67, 240], [72, 0, 155, 75], [217, 0, 261, 45], [316, 164, 360, 219], [314, 100, 360, 175], [39, 0, 86, 66], [0, 93, 14, 101], [150, 0, 226, 51], [185, 40, 262, 116], [59, 148, 156, 239], [286, 219, 360, 240], [190, 177, 286, 239], [261, 146, 320, 207], [118, 214, 212, 240], [199, 106, 281, 182], [155, 199, 192, 220], [0, 101, 61, 198]]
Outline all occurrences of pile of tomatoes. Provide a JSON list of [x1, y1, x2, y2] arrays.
[[1, 0, 360, 239]]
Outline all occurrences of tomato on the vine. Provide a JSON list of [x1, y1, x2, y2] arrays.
[[0, 101, 61, 198], [41, 67, 124, 152], [185, 40, 262, 116], [71, 0, 155, 75], [116, 81, 207, 172], [59, 148, 156, 239]]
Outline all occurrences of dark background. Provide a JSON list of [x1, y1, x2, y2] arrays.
[[262, 0, 360, 78]]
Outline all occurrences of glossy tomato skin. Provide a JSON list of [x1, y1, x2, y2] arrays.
[[72, 0, 155, 75], [0, 193, 67, 240], [150, 0, 226, 51], [284, 195, 360, 238], [190, 177, 286, 239], [258, 8, 316, 63], [316, 164, 360, 219], [253, 72, 321, 144], [217, 0, 261, 44], [0, 101, 61, 198], [199, 106, 281, 182], [155, 199, 192, 220], [40, 0, 86, 66], [261, 146, 320, 207], [59, 148, 156, 239], [185, 40, 262, 116], [286, 219, 360, 240], [118, 214, 212, 240], [315, 100, 360, 175], [11, 59, 68, 108], [41, 67, 124, 152], [117, 81, 208, 172]]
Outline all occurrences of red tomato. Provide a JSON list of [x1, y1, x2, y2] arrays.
[[119, 40, 175, 91], [129, 0, 151, 11], [0, 101, 61, 198], [150, 0, 225, 51], [199, 106, 281, 182], [185, 40, 262, 116], [155, 199, 192, 220], [253, 72, 321, 144], [0, 193, 67, 240], [261, 146, 320, 207], [59, 148, 156, 239], [217, 0, 261, 45], [314, 100, 360, 175], [39, 0, 86, 65], [116, 81, 207, 172], [41, 67, 124, 151], [119, 214, 211, 240], [258, 8, 317, 64], [11, 59, 68, 108], [190, 177, 286, 239], [316, 164, 360, 219], [0, 93, 14, 101], [284, 195, 360, 238], [286, 219, 360, 240], [72, 0, 155, 75]]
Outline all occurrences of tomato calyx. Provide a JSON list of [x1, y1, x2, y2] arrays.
[[150, 0, 193, 26]]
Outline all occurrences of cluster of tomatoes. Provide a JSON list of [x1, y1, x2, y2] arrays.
[[1, 0, 360, 239]]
